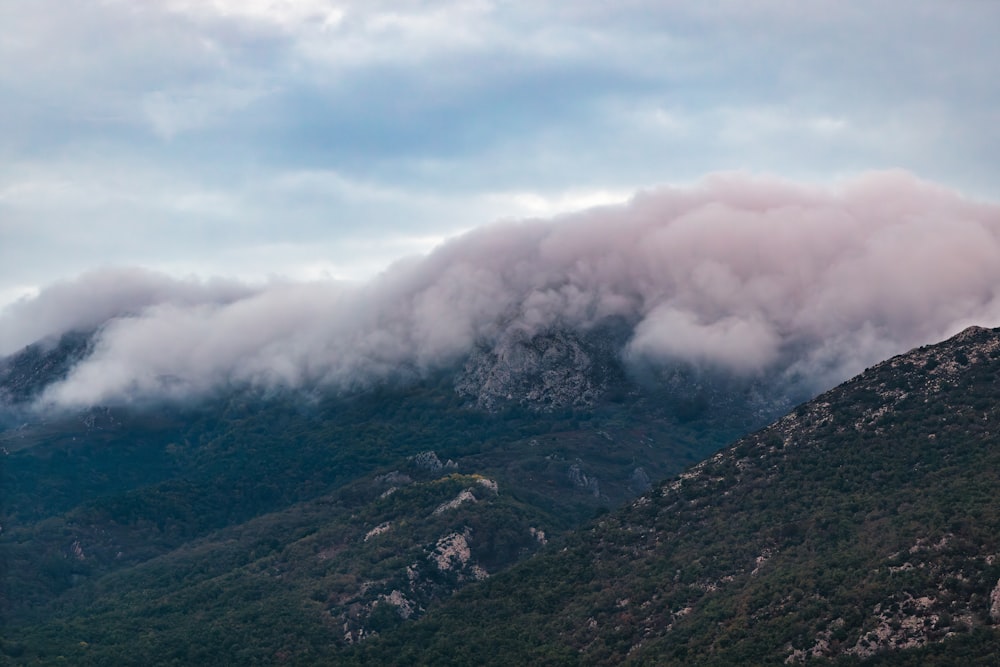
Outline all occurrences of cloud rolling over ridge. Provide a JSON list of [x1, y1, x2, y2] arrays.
[[5, 171, 1000, 409]]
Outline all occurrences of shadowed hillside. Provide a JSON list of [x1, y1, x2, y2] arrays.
[[350, 326, 1000, 665], [0, 327, 791, 664]]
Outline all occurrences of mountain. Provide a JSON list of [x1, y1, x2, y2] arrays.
[[5, 324, 998, 665], [0, 330, 93, 409], [0, 325, 795, 664], [349, 326, 1000, 665]]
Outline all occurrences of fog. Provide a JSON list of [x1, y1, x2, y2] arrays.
[[5, 171, 1000, 409]]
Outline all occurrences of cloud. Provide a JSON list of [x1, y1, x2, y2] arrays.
[[4, 0, 1000, 308], [629, 308, 781, 374], [0, 268, 259, 356], [5, 171, 1000, 410]]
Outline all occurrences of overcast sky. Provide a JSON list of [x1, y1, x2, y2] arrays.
[[3, 1, 1000, 308]]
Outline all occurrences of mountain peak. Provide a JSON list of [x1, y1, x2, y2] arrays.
[[949, 324, 996, 344]]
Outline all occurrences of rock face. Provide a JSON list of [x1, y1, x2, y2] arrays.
[[454, 327, 625, 412], [628, 466, 652, 494], [453, 324, 799, 454], [567, 463, 601, 498]]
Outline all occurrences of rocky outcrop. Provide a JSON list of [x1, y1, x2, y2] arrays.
[[567, 463, 601, 498], [455, 328, 623, 412], [990, 578, 1000, 624]]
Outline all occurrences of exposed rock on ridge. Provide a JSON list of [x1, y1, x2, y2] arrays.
[[455, 328, 621, 412]]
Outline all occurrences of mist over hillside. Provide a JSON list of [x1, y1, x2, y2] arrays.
[[4, 172, 1000, 664], [3, 171, 999, 412]]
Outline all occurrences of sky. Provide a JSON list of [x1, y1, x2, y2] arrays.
[[3, 1, 1000, 301], [3, 2, 1000, 408]]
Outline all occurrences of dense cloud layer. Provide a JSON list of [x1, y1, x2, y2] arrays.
[[4, 171, 1000, 409], [0, 269, 259, 357]]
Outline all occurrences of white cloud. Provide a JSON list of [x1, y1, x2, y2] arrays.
[[6, 171, 1000, 410], [162, 0, 346, 29], [483, 188, 632, 217]]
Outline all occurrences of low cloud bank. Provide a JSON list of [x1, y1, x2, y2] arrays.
[[4, 170, 1000, 409]]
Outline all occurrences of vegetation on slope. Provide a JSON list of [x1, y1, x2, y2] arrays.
[[350, 326, 1000, 665], [1, 330, 783, 663]]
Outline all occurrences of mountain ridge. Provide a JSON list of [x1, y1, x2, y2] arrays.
[[348, 325, 1000, 665], [4, 326, 998, 664], [0, 325, 792, 663]]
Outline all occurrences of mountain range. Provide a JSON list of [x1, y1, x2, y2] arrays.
[[352, 325, 1000, 665], [2, 325, 999, 664], [0, 323, 789, 663]]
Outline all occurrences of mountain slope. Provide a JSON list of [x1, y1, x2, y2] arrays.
[[350, 326, 1000, 665], [0, 327, 796, 663], [0, 331, 93, 409]]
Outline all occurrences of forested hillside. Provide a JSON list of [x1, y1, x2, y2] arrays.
[[351, 326, 1000, 665], [0, 328, 787, 664]]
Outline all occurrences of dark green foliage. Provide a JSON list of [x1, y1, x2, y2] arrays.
[[0, 356, 763, 664], [349, 326, 1000, 665], [8, 327, 1000, 664]]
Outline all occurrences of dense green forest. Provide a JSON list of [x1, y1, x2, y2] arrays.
[[5, 328, 1000, 664], [348, 327, 1000, 665], [0, 331, 775, 664]]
